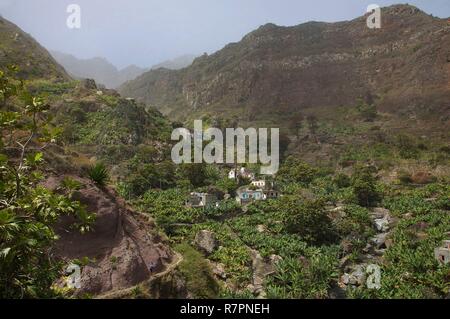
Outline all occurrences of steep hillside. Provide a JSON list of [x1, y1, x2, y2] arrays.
[[0, 16, 178, 298], [150, 54, 197, 71], [119, 5, 450, 126], [51, 51, 148, 89], [0, 16, 69, 80]]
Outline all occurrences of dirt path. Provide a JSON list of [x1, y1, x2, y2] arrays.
[[96, 251, 184, 299]]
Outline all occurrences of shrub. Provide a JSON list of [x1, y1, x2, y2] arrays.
[[175, 244, 219, 298], [282, 197, 338, 245], [88, 162, 109, 186], [357, 100, 377, 122], [397, 134, 420, 159], [333, 173, 351, 188], [277, 157, 319, 186], [351, 166, 381, 207]]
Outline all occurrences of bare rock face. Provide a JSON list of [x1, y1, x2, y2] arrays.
[[45, 175, 174, 296], [194, 230, 218, 255]]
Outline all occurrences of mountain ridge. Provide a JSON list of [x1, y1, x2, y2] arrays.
[[119, 4, 450, 127]]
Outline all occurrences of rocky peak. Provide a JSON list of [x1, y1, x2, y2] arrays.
[[382, 4, 427, 17]]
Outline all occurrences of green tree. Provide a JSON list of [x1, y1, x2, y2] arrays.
[[351, 166, 381, 207], [281, 197, 337, 245], [276, 157, 319, 186]]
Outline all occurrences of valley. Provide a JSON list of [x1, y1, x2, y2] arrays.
[[0, 3, 449, 300]]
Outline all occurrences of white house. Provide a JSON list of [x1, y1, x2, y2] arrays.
[[228, 167, 255, 181], [251, 180, 266, 188], [236, 188, 264, 205]]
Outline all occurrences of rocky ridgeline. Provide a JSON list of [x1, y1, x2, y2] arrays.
[[119, 4, 450, 124]]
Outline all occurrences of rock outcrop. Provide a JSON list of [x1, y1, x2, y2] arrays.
[[194, 230, 219, 255]]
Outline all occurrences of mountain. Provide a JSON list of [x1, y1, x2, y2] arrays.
[[51, 52, 196, 89], [150, 54, 197, 70], [119, 4, 450, 126], [0, 16, 69, 80], [50, 51, 148, 89]]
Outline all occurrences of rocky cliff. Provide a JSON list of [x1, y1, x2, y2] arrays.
[[119, 5, 450, 125]]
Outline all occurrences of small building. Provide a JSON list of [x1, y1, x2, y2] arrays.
[[186, 192, 218, 208], [435, 240, 450, 264], [264, 189, 279, 199], [236, 188, 264, 205], [251, 180, 266, 188], [228, 167, 255, 181]]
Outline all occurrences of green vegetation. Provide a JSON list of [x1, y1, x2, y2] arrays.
[[351, 166, 382, 207], [0, 68, 94, 298], [175, 244, 220, 298], [88, 162, 109, 187]]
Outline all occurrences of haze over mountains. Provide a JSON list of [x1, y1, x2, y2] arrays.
[[50, 51, 196, 89], [119, 4, 450, 127]]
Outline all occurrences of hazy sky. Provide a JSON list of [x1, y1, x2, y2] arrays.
[[0, 0, 449, 69]]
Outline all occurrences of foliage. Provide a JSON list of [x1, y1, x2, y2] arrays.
[[396, 134, 420, 159], [87, 162, 109, 187], [175, 244, 219, 299], [276, 157, 319, 186], [121, 161, 177, 198], [266, 247, 339, 299], [349, 209, 450, 299], [351, 166, 382, 207], [333, 173, 351, 188], [0, 68, 94, 298], [281, 197, 338, 245], [356, 98, 377, 122]]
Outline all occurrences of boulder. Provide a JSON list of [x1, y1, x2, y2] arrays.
[[371, 233, 388, 249], [194, 230, 218, 255], [80, 78, 97, 90], [374, 217, 390, 232], [371, 207, 390, 219], [411, 171, 436, 185], [341, 273, 350, 285], [208, 261, 227, 280], [348, 265, 366, 286]]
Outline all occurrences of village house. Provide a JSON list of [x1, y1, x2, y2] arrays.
[[264, 189, 279, 199], [251, 180, 266, 188], [228, 167, 255, 181], [185, 192, 218, 208], [435, 240, 450, 264], [236, 188, 264, 205]]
